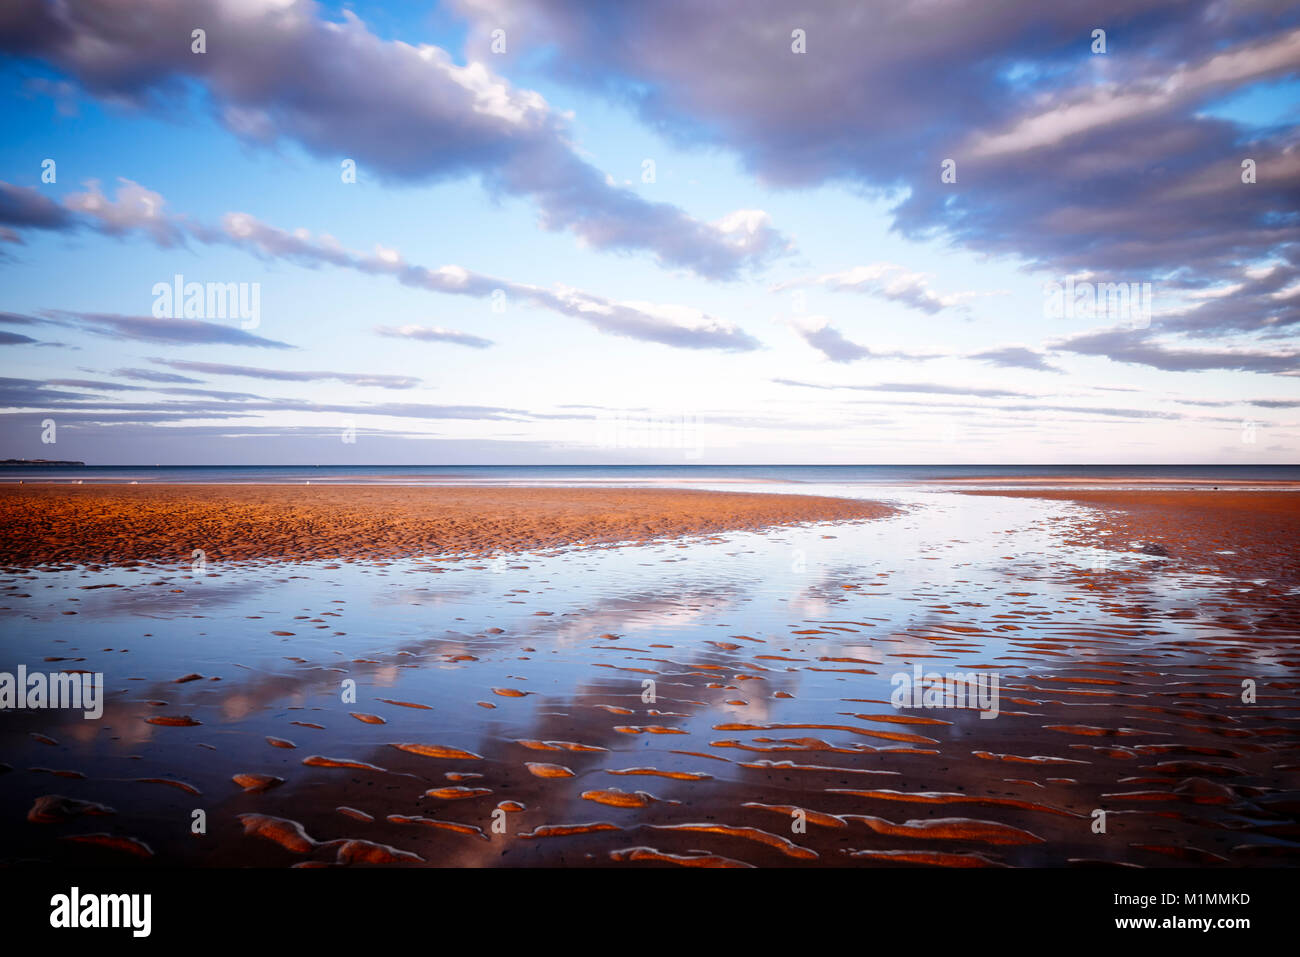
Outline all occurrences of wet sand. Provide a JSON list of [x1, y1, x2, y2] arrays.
[[936, 477, 1300, 488], [0, 484, 895, 566], [961, 488, 1300, 584], [961, 487, 1300, 515], [1, 484, 1297, 868]]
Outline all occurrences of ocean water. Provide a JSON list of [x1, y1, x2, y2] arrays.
[[3, 463, 1299, 486]]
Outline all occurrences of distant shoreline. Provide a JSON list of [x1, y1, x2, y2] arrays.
[[1, 463, 1296, 489], [0, 459, 86, 467]]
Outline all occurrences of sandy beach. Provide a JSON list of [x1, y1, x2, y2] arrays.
[[933, 477, 1300, 488], [0, 484, 895, 566], [962, 488, 1300, 584], [0, 481, 1296, 869]]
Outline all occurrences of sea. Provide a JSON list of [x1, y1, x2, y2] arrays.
[[2, 463, 1297, 487]]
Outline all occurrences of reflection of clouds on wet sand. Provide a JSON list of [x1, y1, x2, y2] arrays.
[[367, 586, 484, 609], [543, 586, 747, 648], [27, 575, 269, 620]]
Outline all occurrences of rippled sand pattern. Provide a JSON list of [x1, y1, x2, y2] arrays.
[[0, 485, 893, 565], [0, 487, 1296, 867]]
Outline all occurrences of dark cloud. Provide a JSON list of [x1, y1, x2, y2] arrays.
[[0, 312, 62, 347], [559, 297, 760, 351], [1150, 253, 1300, 339], [218, 212, 762, 351], [0, 0, 790, 279], [0, 312, 47, 326], [111, 367, 204, 384], [775, 264, 1001, 315], [0, 178, 201, 248], [53, 312, 293, 348], [866, 383, 1035, 399], [0, 376, 105, 405], [782, 316, 938, 363], [784, 317, 871, 363], [47, 378, 146, 391], [1051, 327, 1300, 374], [996, 403, 1181, 420], [0, 190, 764, 353], [454, 0, 1299, 282], [2, 309, 285, 350], [376, 325, 494, 349], [7, 377, 603, 427], [770, 377, 1214, 424], [1041, 255, 1300, 375], [968, 346, 1062, 373], [62, 179, 189, 246], [149, 359, 421, 389], [1174, 397, 1300, 409], [0, 181, 73, 231], [155, 387, 267, 401], [0, 179, 195, 253], [0, 409, 261, 424], [773, 377, 1033, 399]]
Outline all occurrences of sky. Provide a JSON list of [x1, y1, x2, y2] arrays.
[[0, 0, 1297, 466]]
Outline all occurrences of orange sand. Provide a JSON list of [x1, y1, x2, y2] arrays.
[[936, 477, 1300, 488], [963, 488, 1300, 582], [960, 488, 1300, 534], [0, 484, 895, 566], [961, 487, 1300, 516]]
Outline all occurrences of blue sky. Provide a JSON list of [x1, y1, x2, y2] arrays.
[[1, 0, 1297, 464]]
